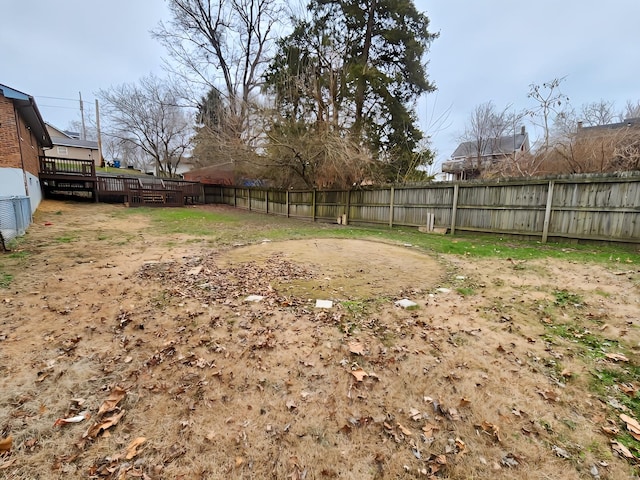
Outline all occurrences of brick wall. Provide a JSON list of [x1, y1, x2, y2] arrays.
[[20, 115, 42, 177], [0, 96, 21, 169], [0, 95, 45, 177]]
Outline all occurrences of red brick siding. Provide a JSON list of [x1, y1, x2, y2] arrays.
[[0, 95, 45, 176], [0, 96, 21, 169]]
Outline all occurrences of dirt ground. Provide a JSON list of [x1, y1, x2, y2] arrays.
[[1, 200, 640, 479]]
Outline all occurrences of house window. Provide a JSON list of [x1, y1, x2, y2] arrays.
[[57, 146, 68, 155]]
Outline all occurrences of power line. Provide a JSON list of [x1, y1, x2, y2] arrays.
[[35, 95, 85, 102], [38, 104, 84, 111]]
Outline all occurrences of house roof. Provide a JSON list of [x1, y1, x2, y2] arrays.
[[0, 83, 52, 148], [451, 133, 528, 159], [578, 117, 640, 133], [45, 123, 98, 149], [50, 136, 99, 149]]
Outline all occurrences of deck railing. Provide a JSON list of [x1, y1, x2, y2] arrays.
[[39, 157, 96, 177]]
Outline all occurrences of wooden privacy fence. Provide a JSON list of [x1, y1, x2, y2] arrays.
[[204, 172, 640, 243]]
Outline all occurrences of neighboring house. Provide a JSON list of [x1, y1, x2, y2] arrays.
[[0, 83, 52, 212], [44, 123, 100, 165], [442, 127, 530, 180], [577, 117, 640, 135]]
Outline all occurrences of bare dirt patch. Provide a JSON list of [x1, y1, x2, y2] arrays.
[[0, 200, 639, 479], [220, 238, 444, 299]]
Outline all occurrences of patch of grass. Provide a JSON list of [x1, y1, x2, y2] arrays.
[[7, 251, 29, 260], [546, 323, 620, 359], [55, 235, 76, 244], [456, 286, 475, 297], [553, 289, 584, 307], [340, 300, 368, 319], [0, 272, 13, 288], [590, 363, 640, 454], [112, 207, 640, 266]]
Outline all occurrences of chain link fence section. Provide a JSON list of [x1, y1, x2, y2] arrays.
[[0, 196, 32, 250]]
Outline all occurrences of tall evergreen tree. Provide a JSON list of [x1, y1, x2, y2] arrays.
[[265, 0, 438, 182]]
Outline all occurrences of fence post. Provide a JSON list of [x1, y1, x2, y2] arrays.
[[233, 188, 237, 207], [541, 180, 555, 243], [265, 190, 269, 214], [312, 189, 316, 222], [286, 190, 290, 218], [345, 189, 351, 224], [450, 184, 459, 235], [248, 188, 251, 211], [389, 187, 395, 227]]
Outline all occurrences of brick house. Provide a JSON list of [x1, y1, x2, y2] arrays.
[[0, 83, 52, 212]]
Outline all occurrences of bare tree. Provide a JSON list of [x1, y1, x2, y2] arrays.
[[458, 102, 525, 177], [98, 75, 192, 177], [528, 77, 569, 151], [621, 100, 640, 120], [580, 99, 616, 126], [152, 0, 283, 143]]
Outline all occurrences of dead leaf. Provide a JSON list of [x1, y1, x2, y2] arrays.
[[348, 341, 364, 355], [85, 410, 125, 438], [0, 436, 12, 452], [560, 369, 573, 378], [611, 440, 635, 459], [187, 265, 203, 276], [434, 454, 447, 465], [476, 421, 502, 442], [409, 408, 422, 421], [422, 423, 439, 437], [455, 437, 467, 455], [537, 390, 559, 402], [602, 425, 620, 436], [125, 437, 146, 460], [621, 414, 640, 441], [397, 423, 412, 436], [459, 397, 471, 407], [286, 399, 297, 410], [351, 368, 368, 382], [98, 386, 127, 415], [447, 408, 460, 421], [605, 353, 629, 363], [620, 383, 638, 397], [235, 457, 244, 467]]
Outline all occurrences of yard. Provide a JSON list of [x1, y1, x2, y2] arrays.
[[1, 200, 640, 479]]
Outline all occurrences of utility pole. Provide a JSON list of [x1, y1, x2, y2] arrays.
[[79, 92, 87, 140], [95, 99, 104, 167]]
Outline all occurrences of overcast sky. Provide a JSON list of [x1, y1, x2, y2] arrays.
[[2, 0, 639, 170]]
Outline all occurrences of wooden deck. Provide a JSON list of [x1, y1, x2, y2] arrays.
[[39, 157, 203, 206]]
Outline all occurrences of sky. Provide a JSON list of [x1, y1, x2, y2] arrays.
[[2, 0, 640, 171]]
